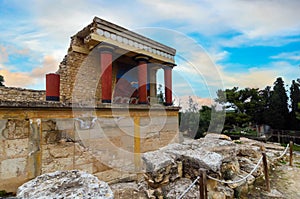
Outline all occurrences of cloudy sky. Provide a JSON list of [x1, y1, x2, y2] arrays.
[[0, 0, 300, 103]]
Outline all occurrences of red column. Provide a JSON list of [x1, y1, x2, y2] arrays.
[[46, 73, 60, 101], [135, 56, 149, 104], [100, 45, 114, 103], [164, 66, 173, 106]]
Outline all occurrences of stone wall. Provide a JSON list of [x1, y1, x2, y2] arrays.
[[0, 107, 179, 193], [0, 87, 45, 102], [58, 36, 104, 103]]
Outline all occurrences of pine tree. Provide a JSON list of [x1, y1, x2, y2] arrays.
[[266, 77, 289, 129], [290, 80, 300, 130]]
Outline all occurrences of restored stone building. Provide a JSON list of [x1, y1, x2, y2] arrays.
[[0, 17, 179, 192]]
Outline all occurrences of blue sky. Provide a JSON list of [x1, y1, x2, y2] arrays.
[[0, 0, 300, 105]]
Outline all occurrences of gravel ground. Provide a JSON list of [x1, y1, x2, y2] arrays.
[[248, 153, 300, 199]]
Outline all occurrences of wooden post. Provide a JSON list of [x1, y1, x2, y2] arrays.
[[199, 169, 207, 199], [262, 152, 270, 192], [289, 141, 293, 166], [134, 117, 141, 172]]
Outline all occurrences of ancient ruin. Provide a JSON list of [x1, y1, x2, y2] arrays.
[[0, 17, 179, 193]]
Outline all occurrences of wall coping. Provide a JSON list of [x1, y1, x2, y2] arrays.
[[0, 101, 180, 111]]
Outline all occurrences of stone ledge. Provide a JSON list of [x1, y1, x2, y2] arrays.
[[0, 100, 180, 111]]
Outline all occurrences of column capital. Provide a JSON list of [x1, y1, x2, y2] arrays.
[[162, 62, 176, 69], [98, 42, 115, 53], [134, 55, 151, 63]]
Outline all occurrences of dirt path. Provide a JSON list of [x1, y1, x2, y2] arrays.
[[269, 153, 300, 199], [249, 153, 300, 199]]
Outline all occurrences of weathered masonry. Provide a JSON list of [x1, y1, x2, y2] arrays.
[[0, 17, 179, 193], [55, 17, 176, 105]]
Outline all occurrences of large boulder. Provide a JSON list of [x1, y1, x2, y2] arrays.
[[17, 170, 113, 199]]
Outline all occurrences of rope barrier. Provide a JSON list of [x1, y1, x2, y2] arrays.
[[207, 156, 263, 184], [272, 144, 290, 161], [176, 143, 291, 198], [177, 176, 200, 199], [294, 143, 300, 147]]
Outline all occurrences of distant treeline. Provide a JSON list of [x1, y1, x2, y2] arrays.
[[179, 77, 300, 138]]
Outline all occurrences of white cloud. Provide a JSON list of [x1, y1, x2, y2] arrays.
[[0, 55, 58, 88], [221, 61, 299, 89], [141, 0, 300, 38], [271, 51, 300, 61], [1, 0, 299, 95], [0, 69, 32, 88], [31, 55, 59, 78], [0, 46, 8, 64]]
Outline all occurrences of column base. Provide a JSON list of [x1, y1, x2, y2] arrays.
[[46, 96, 59, 101], [102, 99, 111, 103], [138, 101, 148, 105], [164, 102, 173, 106]]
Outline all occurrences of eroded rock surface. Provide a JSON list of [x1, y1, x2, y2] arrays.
[[141, 133, 287, 199], [17, 170, 113, 199]]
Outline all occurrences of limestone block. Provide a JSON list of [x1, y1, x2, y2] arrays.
[[0, 119, 7, 139], [74, 163, 94, 174], [42, 130, 61, 144], [2, 120, 29, 139], [166, 148, 223, 173], [221, 159, 240, 180], [88, 138, 117, 151], [159, 131, 179, 147], [74, 128, 105, 143], [120, 135, 133, 149], [204, 133, 232, 141], [95, 169, 137, 184], [0, 140, 4, 159], [102, 127, 126, 138], [115, 117, 134, 128], [193, 138, 238, 162], [238, 146, 261, 159], [1, 157, 27, 179], [238, 157, 262, 177], [74, 153, 93, 165], [140, 137, 160, 153], [96, 118, 118, 128], [41, 157, 73, 174], [61, 129, 75, 141], [42, 149, 52, 164], [161, 116, 179, 132], [142, 151, 173, 173], [56, 119, 75, 130], [49, 144, 74, 158], [93, 159, 111, 173], [41, 120, 56, 131], [5, 138, 28, 158]]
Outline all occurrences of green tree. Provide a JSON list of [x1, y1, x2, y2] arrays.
[[290, 80, 300, 130], [179, 96, 200, 138], [0, 75, 4, 86], [216, 87, 265, 131], [157, 84, 164, 104], [195, 105, 212, 139], [297, 103, 300, 120], [265, 77, 289, 129]]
